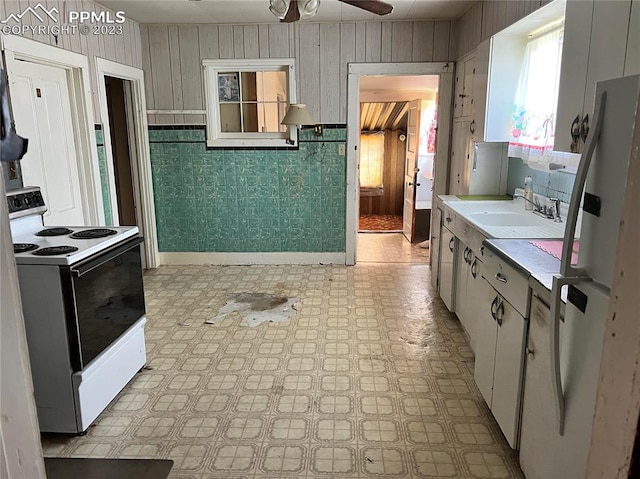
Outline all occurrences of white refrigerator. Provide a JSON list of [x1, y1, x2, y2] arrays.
[[519, 74, 640, 479]]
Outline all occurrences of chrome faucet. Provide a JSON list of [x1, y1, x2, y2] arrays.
[[513, 193, 540, 210], [549, 198, 562, 223]]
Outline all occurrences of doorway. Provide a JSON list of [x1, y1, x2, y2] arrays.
[[104, 76, 136, 226], [347, 63, 454, 265], [96, 58, 159, 269]]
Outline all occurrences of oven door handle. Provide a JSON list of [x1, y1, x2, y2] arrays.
[[71, 236, 144, 277]]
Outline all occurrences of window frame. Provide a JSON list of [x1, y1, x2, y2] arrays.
[[203, 58, 297, 148]]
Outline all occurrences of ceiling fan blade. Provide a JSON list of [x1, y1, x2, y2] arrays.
[[337, 0, 394, 16], [282, 0, 301, 22]]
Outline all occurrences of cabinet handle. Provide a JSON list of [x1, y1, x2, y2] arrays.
[[526, 347, 535, 358], [445, 216, 452, 223], [471, 258, 478, 278], [496, 299, 504, 327], [470, 120, 475, 134], [490, 296, 499, 321], [495, 272, 508, 283], [480, 246, 484, 256], [449, 237, 454, 252], [570, 114, 581, 153], [580, 114, 590, 142]]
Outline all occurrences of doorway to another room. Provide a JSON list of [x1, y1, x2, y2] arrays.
[[104, 76, 137, 227], [355, 74, 440, 262]]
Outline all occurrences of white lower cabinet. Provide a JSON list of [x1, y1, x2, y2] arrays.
[[440, 226, 456, 311], [473, 279, 527, 449], [455, 244, 483, 352]]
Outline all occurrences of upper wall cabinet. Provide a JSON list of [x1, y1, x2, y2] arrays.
[[554, 0, 638, 153]]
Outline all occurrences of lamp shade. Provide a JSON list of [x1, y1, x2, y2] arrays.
[[281, 104, 316, 126]]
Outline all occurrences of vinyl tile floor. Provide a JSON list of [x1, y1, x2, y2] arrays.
[[42, 234, 524, 478]]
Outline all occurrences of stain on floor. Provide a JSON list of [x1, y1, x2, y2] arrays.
[[206, 292, 301, 327]]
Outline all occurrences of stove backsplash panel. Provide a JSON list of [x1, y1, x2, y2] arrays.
[[148, 125, 346, 253]]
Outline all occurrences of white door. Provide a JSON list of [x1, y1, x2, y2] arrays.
[[402, 99, 421, 241], [9, 61, 86, 225]]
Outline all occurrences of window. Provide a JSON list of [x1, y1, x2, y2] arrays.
[[359, 132, 385, 193], [508, 25, 564, 164], [203, 59, 297, 147]]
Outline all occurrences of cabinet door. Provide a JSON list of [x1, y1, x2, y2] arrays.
[[464, 255, 483, 352], [455, 243, 470, 327], [449, 120, 471, 195], [583, 0, 632, 118], [462, 55, 475, 118], [471, 40, 490, 142], [491, 297, 527, 449], [473, 279, 499, 407], [554, 0, 593, 153], [453, 60, 466, 119], [430, 207, 443, 290], [519, 295, 558, 479], [439, 227, 456, 312]]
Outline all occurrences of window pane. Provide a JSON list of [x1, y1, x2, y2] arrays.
[[219, 103, 241, 132], [241, 72, 258, 101], [262, 71, 287, 102], [242, 103, 260, 132], [262, 102, 287, 133], [360, 132, 385, 188], [218, 72, 240, 102]]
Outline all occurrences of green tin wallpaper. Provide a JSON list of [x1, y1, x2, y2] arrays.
[[148, 126, 347, 253]]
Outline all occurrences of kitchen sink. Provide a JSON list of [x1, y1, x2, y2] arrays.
[[466, 212, 544, 227]]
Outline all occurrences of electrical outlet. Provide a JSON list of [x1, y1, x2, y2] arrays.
[[338, 144, 346, 156]]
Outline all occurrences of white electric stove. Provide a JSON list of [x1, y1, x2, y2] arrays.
[[7, 186, 147, 434]]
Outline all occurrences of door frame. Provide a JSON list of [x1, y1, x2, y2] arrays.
[[346, 62, 453, 265], [96, 58, 159, 269], [1, 34, 104, 225]]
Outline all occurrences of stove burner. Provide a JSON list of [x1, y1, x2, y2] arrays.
[[32, 246, 79, 256], [36, 227, 73, 237], [14, 243, 39, 254], [70, 228, 118, 239]]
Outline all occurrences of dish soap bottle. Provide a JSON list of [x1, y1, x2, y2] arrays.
[[524, 176, 534, 210]]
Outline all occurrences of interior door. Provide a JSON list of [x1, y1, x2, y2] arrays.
[[402, 99, 421, 241], [9, 61, 85, 225]]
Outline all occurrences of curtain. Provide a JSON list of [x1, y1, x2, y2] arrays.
[[360, 132, 385, 189], [508, 27, 564, 166]]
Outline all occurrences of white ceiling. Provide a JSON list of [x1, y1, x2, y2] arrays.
[[94, 0, 475, 24]]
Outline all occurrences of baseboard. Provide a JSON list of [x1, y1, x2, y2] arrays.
[[159, 252, 346, 265]]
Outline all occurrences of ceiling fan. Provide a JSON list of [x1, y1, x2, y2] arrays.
[[269, 0, 394, 23]]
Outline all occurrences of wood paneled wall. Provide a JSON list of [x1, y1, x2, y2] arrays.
[[0, 0, 142, 122], [139, 21, 455, 125], [359, 130, 405, 216], [453, 0, 552, 60]]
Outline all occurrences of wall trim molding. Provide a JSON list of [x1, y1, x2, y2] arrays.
[[159, 252, 346, 266]]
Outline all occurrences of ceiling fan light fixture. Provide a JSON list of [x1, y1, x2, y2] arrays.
[[269, 0, 290, 20], [299, 0, 321, 19]]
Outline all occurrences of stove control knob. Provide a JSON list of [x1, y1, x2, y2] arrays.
[[33, 192, 43, 205], [24, 196, 31, 205], [13, 197, 22, 209]]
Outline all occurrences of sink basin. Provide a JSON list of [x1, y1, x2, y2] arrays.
[[466, 212, 543, 227]]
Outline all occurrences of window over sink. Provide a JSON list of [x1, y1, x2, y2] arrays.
[[508, 23, 564, 164], [203, 59, 297, 147]]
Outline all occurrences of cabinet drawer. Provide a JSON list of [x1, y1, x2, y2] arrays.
[[443, 207, 457, 232], [481, 248, 530, 317], [450, 217, 487, 260]]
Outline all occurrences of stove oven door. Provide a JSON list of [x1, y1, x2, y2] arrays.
[[65, 236, 145, 368]]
